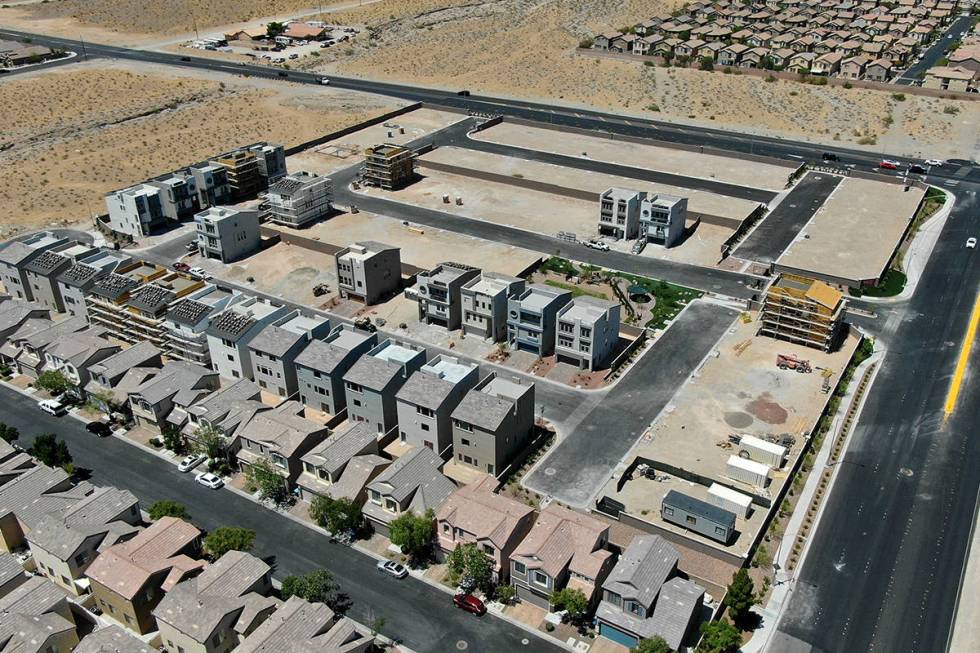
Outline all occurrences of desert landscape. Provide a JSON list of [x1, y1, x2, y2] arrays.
[[0, 60, 402, 236]]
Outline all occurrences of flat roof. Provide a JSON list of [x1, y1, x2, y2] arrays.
[[373, 342, 420, 365], [776, 177, 924, 285], [421, 356, 477, 384], [330, 328, 370, 351]]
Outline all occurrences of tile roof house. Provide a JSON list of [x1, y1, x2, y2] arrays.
[[363, 446, 456, 538], [0, 464, 83, 552], [85, 517, 205, 635], [0, 551, 28, 597], [595, 535, 705, 651], [42, 328, 121, 396], [0, 297, 49, 345], [232, 401, 329, 487], [154, 550, 278, 653], [509, 503, 613, 609], [247, 312, 331, 399], [84, 340, 164, 411], [183, 378, 267, 454], [127, 361, 220, 431], [864, 57, 893, 80], [0, 575, 78, 653], [6, 314, 90, 378], [298, 422, 388, 506], [236, 595, 372, 653], [74, 625, 155, 653], [436, 474, 536, 582]]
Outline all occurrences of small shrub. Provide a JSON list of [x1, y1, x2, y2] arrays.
[[765, 74, 777, 82], [723, 66, 732, 74], [546, 623, 555, 632], [943, 105, 960, 115], [647, 103, 660, 112], [891, 92, 906, 101], [842, 81, 853, 89], [579, 37, 594, 49]]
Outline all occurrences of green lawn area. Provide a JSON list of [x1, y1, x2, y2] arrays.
[[543, 279, 608, 300], [850, 269, 906, 298]]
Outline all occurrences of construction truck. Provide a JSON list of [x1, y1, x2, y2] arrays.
[[353, 316, 377, 333], [776, 353, 812, 373]]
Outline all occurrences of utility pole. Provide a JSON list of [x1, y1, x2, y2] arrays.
[[78, 35, 88, 60], [193, 15, 200, 42]]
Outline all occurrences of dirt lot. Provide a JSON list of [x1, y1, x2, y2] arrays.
[[0, 60, 403, 238]]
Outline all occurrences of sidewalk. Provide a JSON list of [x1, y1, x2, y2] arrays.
[[741, 345, 885, 653]]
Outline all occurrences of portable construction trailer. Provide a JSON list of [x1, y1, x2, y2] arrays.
[[708, 483, 753, 519], [738, 434, 786, 468], [726, 454, 771, 488], [661, 490, 736, 544]]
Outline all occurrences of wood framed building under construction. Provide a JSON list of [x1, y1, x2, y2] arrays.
[[758, 273, 845, 352], [361, 144, 416, 190]]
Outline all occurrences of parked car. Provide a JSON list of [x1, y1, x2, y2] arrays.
[[37, 399, 67, 416], [585, 239, 610, 251], [879, 160, 899, 170], [376, 560, 408, 579], [278, 71, 289, 77], [195, 472, 224, 489], [173, 262, 191, 272], [320, 77, 330, 85], [966, 237, 977, 249], [288, 53, 299, 60], [85, 421, 112, 437], [924, 159, 944, 167], [453, 594, 486, 615], [180, 56, 191, 62], [908, 164, 927, 174], [185, 241, 198, 252], [188, 267, 212, 280], [178, 454, 207, 473], [821, 152, 839, 162]]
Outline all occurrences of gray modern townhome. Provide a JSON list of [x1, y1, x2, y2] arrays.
[[343, 339, 426, 437], [195, 207, 261, 263], [163, 286, 242, 367], [394, 355, 481, 457], [266, 171, 332, 228], [555, 296, 621, 371], [506, 284, 572, 357], [247, 312, 331, 398], [205, 297, 291, 381], [0, 231, 69, 302], [22, 243, 97, 313], [335, 241, 401, 305], [460, 272, 525, 341], [639, 194, 688, 248], [363, 446, 456, 537], [415, 262, 481, 331], [450, 373, 535, 477], [295, 325, 378, 416], [598, 187, 644, 240], [56, 250, 130, 317]]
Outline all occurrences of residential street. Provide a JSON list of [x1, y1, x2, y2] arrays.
[[0, 384, 563, 653]]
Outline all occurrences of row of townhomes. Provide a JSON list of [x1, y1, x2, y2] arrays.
[[591, 0, 964, 82], [0, 439, 373, 652]]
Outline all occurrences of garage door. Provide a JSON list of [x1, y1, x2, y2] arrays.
[[515, 584, 550, 609], [599, 623, 639, 649]]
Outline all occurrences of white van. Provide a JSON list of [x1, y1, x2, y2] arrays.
[[37, 399, 67, 416]]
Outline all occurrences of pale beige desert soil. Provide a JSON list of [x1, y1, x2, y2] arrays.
[[0, 61, 403, 235]]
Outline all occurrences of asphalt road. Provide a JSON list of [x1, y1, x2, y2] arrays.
[[523, 301, 740, 507], [772, 183, 980, 653], [894, 15, 975, 85], [0, 384, 563, 653], [733, 172, 842, 263]]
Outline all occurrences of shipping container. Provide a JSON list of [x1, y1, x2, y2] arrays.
[[661, 490, 736, 544], [708, 483, 753, 519], [726, 455, 771, 487], [738, 435, 786, 468]]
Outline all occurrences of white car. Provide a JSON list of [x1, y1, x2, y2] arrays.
[[585, 240, 610, 252], [967, 237, 977, 249], [195, 472, 224, 489], [37, 399, 66, 416], [178, 454, 206, 473], [924, 159, 944, 167], [188, 267, 212, 280], [376, 560, 408, 579]]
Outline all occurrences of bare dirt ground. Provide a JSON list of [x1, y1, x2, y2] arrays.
[[0, 60, 403, 237]]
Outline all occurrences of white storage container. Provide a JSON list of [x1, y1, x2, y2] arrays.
[[708, 483, 753, 519], [739, 435, 786, 468], [726, 455, 771, 488]]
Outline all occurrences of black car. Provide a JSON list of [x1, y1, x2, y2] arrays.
[[85, 422, 112, 437], [278, 71, 288, 77], [821, 152, 839, 162], [180, 56, 191, 61], [908, 164, 927, 174]]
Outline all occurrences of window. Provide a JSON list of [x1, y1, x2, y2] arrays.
[[352, 399, 362, 407], [124, 614, 133, 624], [460, 438, 470, 446], [487, 463, 494, 474], [686, 514, 697, 525], [421, 423, 430, 432], [514, 561, 526, 575], [454, 420, 472, 432], [369, 490, 382, 505], [417, 406, 434, 418], [716, 526, 727, 536], [483, 544, 494, 556], [664, 506, 674, 516], [464, 455, 472, 464], [627, 600, 644, 616], [443, 523, 450, 533], [532, 571, 548, 587]]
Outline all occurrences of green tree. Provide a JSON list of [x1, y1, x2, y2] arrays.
[[245, 457, 291, 507], [446, 542, 493, 593], [633, 636, 672, 653], [204, 526, 256, 559], [30, 433, 72, 470], [549, 587, 589, 624], [696, 620, 741, 653], [309, 495, 363, 535], [148, 500, 189, 521], [161, 424, 187, 454], [266, 21, 286, 38], [724, 569, 758, 629], [35, 370, 72, 395], [0, 423, 19, 444], [192, 424, 225, 460], [281, 569, 349, 613], [389, 509, 435, 562], [699, 56, 714, 71], [494, 584, 516, 605]]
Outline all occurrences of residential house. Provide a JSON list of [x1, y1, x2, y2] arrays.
[[22, 243, 96, 313], [104, 183, 171, 239], [183, 379, 266, 454], [395, 355, 481, 456], [283, 22, 327, 40], [436, 474, 535, 582], [236, 596, 372, 653], [506, 284, 573, 357], [248, 312, 331, 398], [719, 43, 749, 66], [0, 297, 49, 346], [295, 325, 378, 416], [949, 45, 980, 73], [0, 575, 79, 652], [923, 65, 976, 91], [297, 422, 389, 505], [8, 314, 89, 378], [266, 171, 332, 228], [343, 339, 427, 437], [154, 551, 278, 653], [210, 143, 286, 200], [415, 262, 482, 331], [864, 57, 892, 80], [812, 51, 843, 73], [335, 241, 402, 305], [510, 504, 613, 609], [74, 625, 155, 653], [164, 285, 242, 366], [195, 207, 261, 264], [593, 32, 620, 50], [361, 143, 416, 190], [739, 47, 769, 67], [789, 50, 818, 71], [554, 297, 621, 371], [0, 231, 69, 301], [113, 273, 207, 349], [127, 361, 219, 430], [0, 465, 80, 552], [633, 34, 663, 55], [56, 249, 129, 317], [0, 551, 28, 597], [610, 33, 637, 52], [42, 329, 121, 397], [363, 447, 456, 537], [85, 517, 205, 635], [768, 47, 795, 67], [450, 373, 535, 477], [83, 341, 164, 412], [206, 297, 291, 381], [232, 401, 329, 487], [595, 535, 705, 651], [840, 54, 869, 78], [640, 193, 687, 247], [460, 272, 526, 342]]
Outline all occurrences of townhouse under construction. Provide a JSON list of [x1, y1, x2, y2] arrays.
[[758, 273, 846, 352]]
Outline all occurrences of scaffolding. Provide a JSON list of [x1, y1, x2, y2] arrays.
[[758, 273, 845, 352], [361, 144, 416, 190]]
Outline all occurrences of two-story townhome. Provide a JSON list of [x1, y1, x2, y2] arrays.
[[127, 361, 219, 430], [597, 188, 644, 240], [718, 42, 749, 65], [864, 57, 893, 80], [363, 447, 456, 538], [595, 535, 705, 651], [164, 286, 243, 367], [154, 551, 278, 653], [0, 297, 49, 345], [0, 465, 86, 552], [460, 272, 526, 342], [506, 284, 573, 357], [415, 262, 482, 331], [295, 325, 378, 416], [450, 373, 535, 477], [840, 54, 869, 78], [0, 575, 79, 651], [43, 329, 121, 397], [436, 474, 535, 583], [22, 243, 97, 313], [83, 341, 164, 413], [26, 486, 141, 597], [297, 422, 389, 506], [343, 339, 427, 437], [554, 297, 621, 372], [205, 297, 291, 381], [509, 504, 613, 609], [247, 312, 331, 398], [0, 231, 69, 302], [335, 241, 402, 305], [232, 401, 328, 487], [56, 250, 129, 318], [395, 355, 481, 457], [86, 517, 205, 635], [9, 314, 89, 378], [183, 379, 267, 455], [235, 596, 372, 653]]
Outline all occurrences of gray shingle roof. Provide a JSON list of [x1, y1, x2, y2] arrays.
[[0, 552, 25, 591], [367, 447, 455, 507], [236, 596, 334, 653], [294, 329, 374, 374], [248, 323, 305, 358], [302, 422, 377, 478], [0, 241, 36, 266], [130, 361, 214, 405], [451, 391, 513, 432], [395, 372, 457, 411], [73, 625, 154, 653], [87, 341, 162, 383], [602, 535, 679, 609], [0, 300, 47, 334], [343, 356, 402, 391]]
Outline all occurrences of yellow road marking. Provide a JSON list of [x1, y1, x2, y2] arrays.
[[944, 289, 980, 418]]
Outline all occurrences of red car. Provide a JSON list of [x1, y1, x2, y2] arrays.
[[172, 262, 190, 272], [879, 160, 899, 170], [453, 594, 486, 616]]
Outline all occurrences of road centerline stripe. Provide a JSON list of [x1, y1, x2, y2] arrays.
[[944, 288, 980, 418]]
